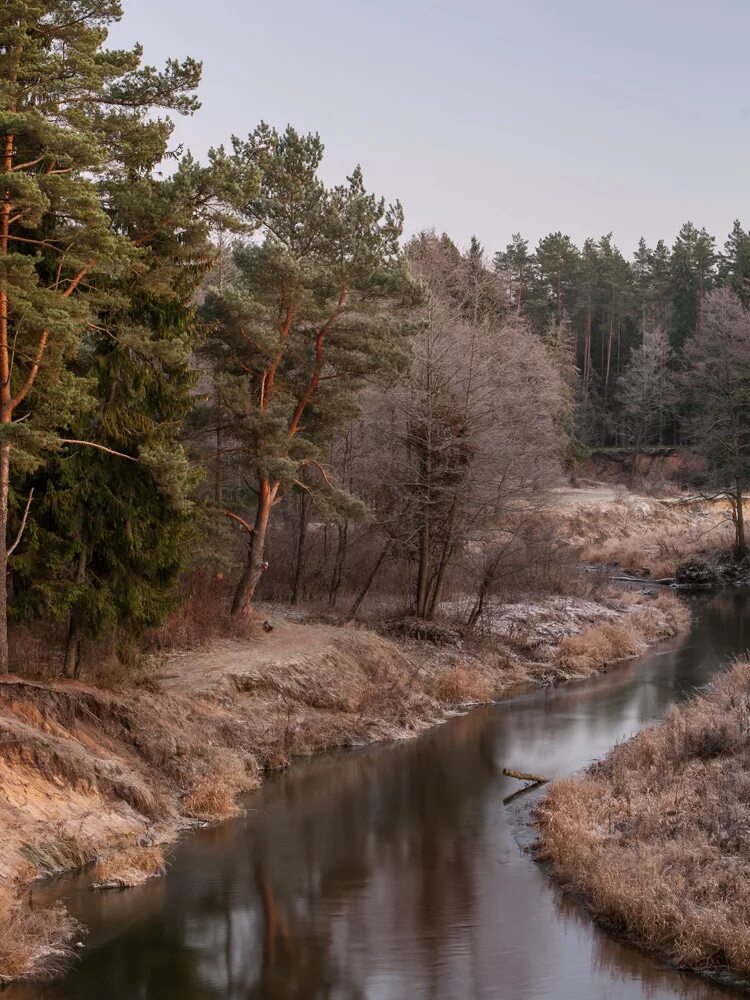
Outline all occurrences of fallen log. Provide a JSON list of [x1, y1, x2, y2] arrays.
[[503, 768, 548, 785]]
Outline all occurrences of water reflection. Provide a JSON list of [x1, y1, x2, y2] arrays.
[[12, 593, 750, 999]]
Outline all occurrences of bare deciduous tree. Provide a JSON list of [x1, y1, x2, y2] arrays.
[[683, 288, 750, 556]]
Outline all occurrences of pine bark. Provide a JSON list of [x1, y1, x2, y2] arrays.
[[231, 479, 274, 617]]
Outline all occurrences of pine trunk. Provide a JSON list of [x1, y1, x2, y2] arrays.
[[231, 479, 274, 617], [63, 620, 82, 679]]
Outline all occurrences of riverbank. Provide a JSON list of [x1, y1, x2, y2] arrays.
[[0, 588, 688, 983], [554, 488, 735, 580], [535, 658, 750, 989]]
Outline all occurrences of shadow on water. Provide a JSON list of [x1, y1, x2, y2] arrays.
[[11, 592, 750, 999]]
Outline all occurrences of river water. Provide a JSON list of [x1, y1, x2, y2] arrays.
[[13, 593, 750, 1000]]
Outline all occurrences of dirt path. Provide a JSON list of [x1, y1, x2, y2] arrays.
[[160, 621, 343, 695]]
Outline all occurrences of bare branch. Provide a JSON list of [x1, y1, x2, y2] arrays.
[[60, 439, 138, 462], [7, 488, 33, 557]]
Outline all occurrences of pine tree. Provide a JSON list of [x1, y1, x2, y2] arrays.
[[576, 238, 599, 389], [650, 239, 672, 330], [202, 124, 418, 617], [596, 234, 633, 393], [494, 233, 531, 315], [534, 232, 579, 324], [632, 237, 653, 327], [0, 1, 201, 670]]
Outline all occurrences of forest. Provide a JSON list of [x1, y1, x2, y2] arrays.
[[0, 2, 748, 684]]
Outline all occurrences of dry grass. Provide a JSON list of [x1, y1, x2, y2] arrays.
[[145, 571, 263, 652], [556, 591, 690, 676], [181, 748, 257, 822], [430, 664, 495, 705], [537, 659, 750, 984], [0, 887, 77, 983], [563, 495, 735, 578], [92, 845, 166, 888], [19, 829, 96, 880], [558, 621, 644, 672]]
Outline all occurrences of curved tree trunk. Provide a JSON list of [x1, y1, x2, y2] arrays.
[[348, 539, 392, 620], [231, 479, 274, 618]]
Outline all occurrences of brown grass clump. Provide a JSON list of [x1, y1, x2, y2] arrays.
[[19, 830, 95, 880], [558, 621, 645, 673], [182, 779, 241, 822], [556, 592, 689, 675], [91, 845, 166, 889], [145, 571, 263, 652], [572, 498, 735, 578], [430, 664, 494, 705], [181, 749, 256, 822], [0, 887, 78, 983], [536, 659, 750, 983]]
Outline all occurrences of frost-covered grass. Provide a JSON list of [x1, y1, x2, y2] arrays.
[[0, 887, 77, 983], [537, 660, 750, 984]]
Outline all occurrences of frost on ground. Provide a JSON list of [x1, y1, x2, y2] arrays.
[[442, 590, 688, 670], [446, 596, 627, 651]]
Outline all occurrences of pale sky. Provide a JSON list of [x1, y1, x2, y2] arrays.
[[110, 0, 750, 258]]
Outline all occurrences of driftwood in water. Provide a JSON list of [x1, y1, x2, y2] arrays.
[[502, 768, 549, 806], [503, 767, 548, 785]]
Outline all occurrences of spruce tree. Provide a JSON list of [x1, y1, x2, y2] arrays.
[[720, 220, 750, 305], [16, 282, 202, 677], [669, 222, 716, 347], [0, 1, 201, 670]]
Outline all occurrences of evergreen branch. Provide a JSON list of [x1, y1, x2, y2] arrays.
[[7, 236, 69, 254], [7, 489, 33, 557]]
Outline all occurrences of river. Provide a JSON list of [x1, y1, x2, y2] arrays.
[[12, 592, 750, 999]]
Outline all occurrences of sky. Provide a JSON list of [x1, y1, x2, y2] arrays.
[[110, 0, 750, 259]]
